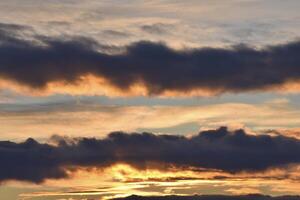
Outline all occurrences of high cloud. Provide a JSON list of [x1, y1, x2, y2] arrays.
[[1, 127, 300, 183], [1, 24, 300, 96]]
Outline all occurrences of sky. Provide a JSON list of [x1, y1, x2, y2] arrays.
[[1, 0, 300, 199]]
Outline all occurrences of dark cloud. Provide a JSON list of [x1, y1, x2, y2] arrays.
[[1, 127, 300, 183], [1, 25, 300, 95], [114, 194, 300, 200]]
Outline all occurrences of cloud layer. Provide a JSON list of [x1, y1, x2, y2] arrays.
[[1, 24, 300, 96], [1, 127, 300, 183]]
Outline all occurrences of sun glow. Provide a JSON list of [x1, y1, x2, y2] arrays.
[[9, 164, 298, 199]]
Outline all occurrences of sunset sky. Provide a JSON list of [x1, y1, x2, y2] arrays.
[[1, 1, 300, 199]]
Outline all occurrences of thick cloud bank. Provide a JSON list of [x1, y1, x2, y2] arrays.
[[1, 127, 300, 183], [1, 24, 300, 95]]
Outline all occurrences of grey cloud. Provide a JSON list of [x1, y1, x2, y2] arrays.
[[140, 23, 175, 34], [1, 24, 300, 95], [1, 127, 300, 183]]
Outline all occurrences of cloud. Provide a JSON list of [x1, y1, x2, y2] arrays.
[[1, 127, 300, 183], [0, 23, 29, 33], [1, 25, 300, 96], [3, 98, 300, 140], [0, 23, 33, 46], [140, 23, 175, 34], [102, 30, 132, 38]]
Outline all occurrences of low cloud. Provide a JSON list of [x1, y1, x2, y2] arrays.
[[1, 24, 300, 96], [1, 127, 300, 183]]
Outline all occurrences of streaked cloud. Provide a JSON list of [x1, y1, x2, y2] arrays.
[[2, 96, 300, 140]]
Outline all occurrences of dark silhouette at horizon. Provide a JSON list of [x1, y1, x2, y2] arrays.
[[114, 194, 300, 200]]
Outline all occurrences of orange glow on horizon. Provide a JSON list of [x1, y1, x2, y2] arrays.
[[3, 74, 300, 97], [10, 164, 300, 199]]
